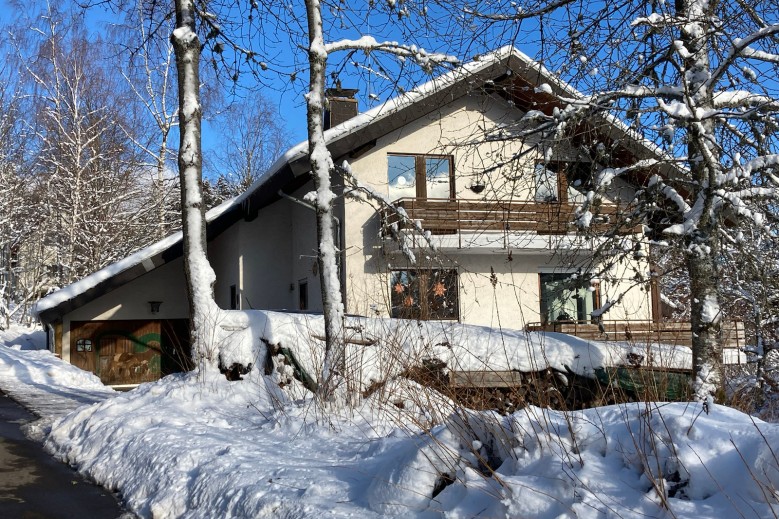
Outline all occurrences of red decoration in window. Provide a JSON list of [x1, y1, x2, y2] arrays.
[[432, 281, 447, 297]]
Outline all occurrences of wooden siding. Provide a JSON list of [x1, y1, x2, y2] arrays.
[[450, 370, 524, 388], [70, 319, 191, 386]]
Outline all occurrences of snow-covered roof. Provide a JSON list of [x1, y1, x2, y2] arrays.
[[34, 46, 671, 322]]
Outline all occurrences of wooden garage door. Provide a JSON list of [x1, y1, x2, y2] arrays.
[[71, 320, 162, 385]]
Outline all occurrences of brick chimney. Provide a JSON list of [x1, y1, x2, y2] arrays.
[[324, 83, 358, 129]]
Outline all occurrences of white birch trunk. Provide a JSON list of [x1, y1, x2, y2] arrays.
[[157, 137, 169, 241], [171, 0, 220, 366], [304, 0, 345, 401]]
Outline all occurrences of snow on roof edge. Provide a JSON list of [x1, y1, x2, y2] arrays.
[[34, 231, 184, 317]]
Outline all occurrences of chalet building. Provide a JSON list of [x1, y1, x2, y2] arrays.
[[35, 47, 685, 386]]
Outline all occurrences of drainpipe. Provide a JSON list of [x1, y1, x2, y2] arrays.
[[278, 190, 344, 303]]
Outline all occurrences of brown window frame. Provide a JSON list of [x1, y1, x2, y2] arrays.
[[390, 269, 459, 321], [76, 338, 93, 352], [387, 153, 455, 200]]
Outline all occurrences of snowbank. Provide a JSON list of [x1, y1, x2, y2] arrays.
[[46, 369, 388, 519], [0, 321, 775, 518], [250, 311, 692, 394], [369, 403, 779, 518], [0, 328, 115, 440], [0, 323, 46, 351], [43, 366, 779, 518]]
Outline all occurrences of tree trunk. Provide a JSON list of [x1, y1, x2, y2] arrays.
[[678, 0, 723, 405], [304, 0, 345, 401], [171, 0, 219, 366], [157, 137, 168, 241]]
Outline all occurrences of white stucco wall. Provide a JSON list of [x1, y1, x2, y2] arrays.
[[60, 257, 189, 362], [210, 220, 242, 309], [288, 183, 325, 312], [209, 183, 323, 314], [66, 258, 190, 322], [341, 94, 653, 327]]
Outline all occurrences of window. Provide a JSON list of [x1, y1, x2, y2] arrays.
[[534, 163, 560, 202], [230, 284, 239, 310], [534, 162, 596, 203], [539, 273, 600, 324], [76, 338, 93, 352], [299, 279, 308, 311], [390, 269, 459, 320], [388, 154, 454, 200]]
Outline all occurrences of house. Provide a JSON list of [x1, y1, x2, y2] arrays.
[[35, 47, 684, 386]]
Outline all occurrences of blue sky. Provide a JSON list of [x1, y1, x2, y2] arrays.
[[0, 1, 550, 173]]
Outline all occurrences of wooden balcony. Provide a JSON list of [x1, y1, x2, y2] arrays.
[[381, 198, 629, 238]]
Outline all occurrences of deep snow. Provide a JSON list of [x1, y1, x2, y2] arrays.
[[0, 324, 115, 440], [1, 318, 777, 518]]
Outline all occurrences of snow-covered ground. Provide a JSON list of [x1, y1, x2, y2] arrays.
[[0, 324, 115, 440], [1, 318, 778, 518]]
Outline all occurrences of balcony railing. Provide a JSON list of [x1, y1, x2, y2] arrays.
[[525, 319, 745, 362], [381, 198, 628, 237]]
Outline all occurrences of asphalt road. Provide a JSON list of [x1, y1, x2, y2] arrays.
[[0, 391, 128, 518]]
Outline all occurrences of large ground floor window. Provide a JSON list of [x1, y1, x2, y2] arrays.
[[390, 269, 459, 320], [539, 272, 600, 324]]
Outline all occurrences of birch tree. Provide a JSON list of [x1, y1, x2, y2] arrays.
[[118, 5, 181, 240], [0, 81, 37, 327], [25, 11, 154, 285], [170, 0, 221, 366], [461, 0, 779, 405], [213, 97, 288, 196]]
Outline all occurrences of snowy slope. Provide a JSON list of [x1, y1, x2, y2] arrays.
[[1, 321, 777, 518], [43, 364, 779, 519], [0, 324, 115, 440]]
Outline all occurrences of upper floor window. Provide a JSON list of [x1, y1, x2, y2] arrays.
[[534, 162, 596, 203], [388, 154, 454, 201]]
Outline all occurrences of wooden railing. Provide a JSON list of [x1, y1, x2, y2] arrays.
[[525, 319, 745, 358], [381, 198, 628, 236]]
